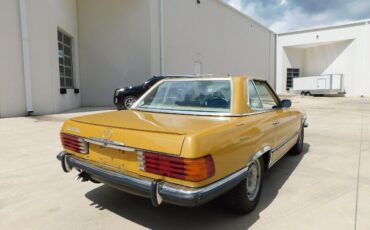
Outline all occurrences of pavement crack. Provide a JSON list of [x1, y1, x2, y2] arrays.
[[354, 106, 365, 230]]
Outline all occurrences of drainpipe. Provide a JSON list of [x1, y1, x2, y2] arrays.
[[19, 0, 34, 114], [159, 0, 165, 75]]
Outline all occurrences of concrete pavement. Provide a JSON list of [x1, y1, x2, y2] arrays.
[[0, 97, 369, 230]]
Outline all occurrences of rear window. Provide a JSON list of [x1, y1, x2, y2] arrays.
[[133, 80, 231, 113]]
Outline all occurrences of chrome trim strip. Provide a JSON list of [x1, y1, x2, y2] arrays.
[[271, 131, 299, 153], [84, 137, 136, 152], [267, 131, 300, 167], [247, 146, 272, 166], [131, 108, 236, 117], [131, 107, 278, 117]]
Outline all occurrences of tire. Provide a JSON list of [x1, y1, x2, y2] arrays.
[[300, 91, 306, 96], [289, 126, 304, 155], [123, 96, 137, 109], [225, 157, 264, 214], [306, 91, 312, 97]]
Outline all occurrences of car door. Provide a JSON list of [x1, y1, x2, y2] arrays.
[[253, 80, 300, 163], [246, 80, 276, 154]]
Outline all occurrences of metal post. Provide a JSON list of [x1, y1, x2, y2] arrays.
[[19, 0, 34, 114], [159, 0, 165, 76]]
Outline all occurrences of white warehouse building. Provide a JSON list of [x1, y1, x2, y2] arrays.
[[276, 20, 370, 96], [0, 0, 275, 118]]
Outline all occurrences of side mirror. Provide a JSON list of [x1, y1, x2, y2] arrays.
[[281, 99, 292, 108]]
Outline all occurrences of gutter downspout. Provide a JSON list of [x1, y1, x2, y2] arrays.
[[19, 0, 34, 114], [159, 0, 165, 75]]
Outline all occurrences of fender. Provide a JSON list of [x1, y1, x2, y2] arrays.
[[247, 146, 272, 168]]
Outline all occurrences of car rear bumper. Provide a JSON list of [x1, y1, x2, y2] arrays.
[[57, 151, 248, 207]]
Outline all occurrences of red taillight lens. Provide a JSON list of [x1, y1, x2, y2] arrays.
[[60, 133, 88, 154], [138, 152, 215, 182]]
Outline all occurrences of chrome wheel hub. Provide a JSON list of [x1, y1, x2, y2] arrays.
[[125, 97, 137, 108], [246, 160, 261, 200]]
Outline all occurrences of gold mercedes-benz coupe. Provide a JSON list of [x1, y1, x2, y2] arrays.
[[57, 75, 307, 213]]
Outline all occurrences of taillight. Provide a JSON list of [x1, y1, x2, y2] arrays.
[[137, 151, 215, 182], [60, 133, 88, 154]]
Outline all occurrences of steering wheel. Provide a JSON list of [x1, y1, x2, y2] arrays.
[[204, 96, 229, 108]]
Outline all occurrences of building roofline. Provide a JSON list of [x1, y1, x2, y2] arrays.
[[278, 19, 370, 36], [216, 0, 275, 34]]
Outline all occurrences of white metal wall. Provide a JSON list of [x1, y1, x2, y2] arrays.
[[1, 0, 276, 116], [0, 0, 25, 117], [77, 0, 276, 106], [77, 0, 152, 107], [0, 0, 81, 118], [161, 0, 276, 83]]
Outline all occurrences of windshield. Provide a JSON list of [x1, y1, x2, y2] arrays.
[[133, 80, 232, 113]]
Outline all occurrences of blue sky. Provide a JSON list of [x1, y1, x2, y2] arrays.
[[224, 0, 370, 33]]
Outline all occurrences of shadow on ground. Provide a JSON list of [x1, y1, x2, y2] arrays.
[[85, 143, 310, 230]]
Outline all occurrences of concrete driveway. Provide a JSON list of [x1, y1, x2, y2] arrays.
[[0, 97, 369, 230]]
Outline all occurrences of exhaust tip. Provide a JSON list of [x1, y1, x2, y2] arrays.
[[75, 172, 89, 183]]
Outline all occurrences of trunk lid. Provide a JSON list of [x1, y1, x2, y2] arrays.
[[69, 110, 233, 155]]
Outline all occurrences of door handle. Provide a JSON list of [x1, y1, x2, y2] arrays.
[[272, 121, 280, 126]]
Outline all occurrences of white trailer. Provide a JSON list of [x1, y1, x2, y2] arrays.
[[293, 74, 346, 96]]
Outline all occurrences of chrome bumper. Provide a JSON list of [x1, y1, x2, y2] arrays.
[[57, 152, 248, 207]]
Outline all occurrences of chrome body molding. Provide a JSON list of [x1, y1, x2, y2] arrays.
[[271, 131, 299, 154], [269, 131, 300, 167], [84, 137, 136, 152], [247, 146, 272, 167], [57, 152, 249, 207], [131, 108, 278, 118], [246, 131, 300, 169]]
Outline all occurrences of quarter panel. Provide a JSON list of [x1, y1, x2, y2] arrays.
[[181, 113, 275, 183]]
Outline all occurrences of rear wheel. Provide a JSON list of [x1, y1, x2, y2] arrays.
[[226, 157, 264, 214], [123, 96, 137, 109]]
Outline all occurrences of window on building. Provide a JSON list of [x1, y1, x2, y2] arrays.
[[58, 30, 74, 88], [286, 68, 299, 90]]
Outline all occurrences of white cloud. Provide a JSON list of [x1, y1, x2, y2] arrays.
[[270, 7, 354, 33], [279, 0, 288, 6], [224, 0, 370, 33]]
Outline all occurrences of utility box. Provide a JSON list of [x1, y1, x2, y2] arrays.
[[293, 74, 346, 96]]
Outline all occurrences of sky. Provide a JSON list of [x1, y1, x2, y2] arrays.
[[224, 0, 370, 33]]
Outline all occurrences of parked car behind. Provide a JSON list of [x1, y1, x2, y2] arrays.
[[113, 76, 166, 110], [58, 75, 308, 213]]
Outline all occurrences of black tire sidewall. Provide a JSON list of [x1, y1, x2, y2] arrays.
[[226, 157, 264, 214]]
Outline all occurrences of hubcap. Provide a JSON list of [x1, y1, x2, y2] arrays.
[[125, 97, 137, 108], [246, 160, 261, 200]]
